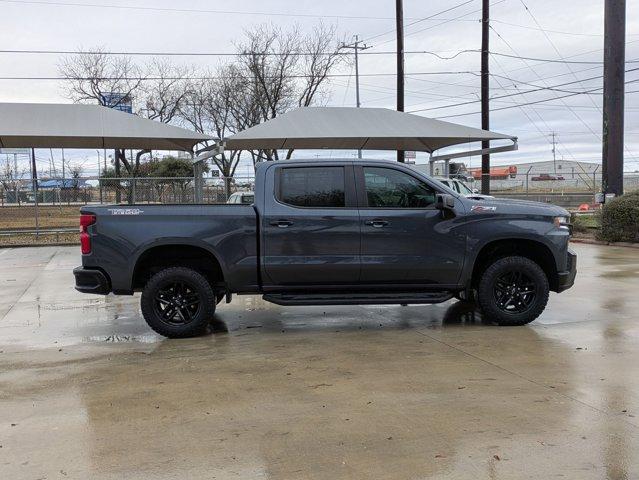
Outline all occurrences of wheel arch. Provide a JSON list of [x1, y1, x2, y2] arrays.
[[131, 240, 226, 292], [470, 238, 559, 292]]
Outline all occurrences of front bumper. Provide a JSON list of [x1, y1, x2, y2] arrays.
[[556, 249, 577, 292], [73, 267, 111, 295]]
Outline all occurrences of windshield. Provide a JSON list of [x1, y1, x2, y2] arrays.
[[456, 181, 474, 194]]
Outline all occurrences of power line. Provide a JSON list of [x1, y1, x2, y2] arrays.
[[517, 0, 638, 161], [0, 71, 481, 81], [0, 0, 408, 20], [362, 0, 475, 43], [4, 48, 635, 67], [491, 18, 639, 38], [434, 78, 639, 119], [408, 69, 639, 112]]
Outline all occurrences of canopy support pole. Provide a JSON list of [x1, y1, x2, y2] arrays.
[[192, 143, 225, 203]]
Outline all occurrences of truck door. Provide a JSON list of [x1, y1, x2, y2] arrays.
[[262, 165, 360, 286], [357, 165, 465, 286]]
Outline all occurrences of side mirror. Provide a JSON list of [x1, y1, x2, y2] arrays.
[[436, 193, 455, 211]]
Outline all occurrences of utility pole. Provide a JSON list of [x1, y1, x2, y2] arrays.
[[396, 0, 405, 163], [550, 132, 557, 174], [480, 0, 490, 194], [602, 0, 626, 197], [340, 35, 370, 158], [61, 148, 65, 180]]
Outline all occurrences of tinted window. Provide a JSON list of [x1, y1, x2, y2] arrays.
[[279, 167, 345, 207], [364, 167, 436, 208]]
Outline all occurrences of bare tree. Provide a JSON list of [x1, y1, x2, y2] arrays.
[[180, 65, 257, 198], [297, 24, 342, 108], [236, 23, 343, 161], [138, 59, 193, 124], [58, 47, 144, 107]]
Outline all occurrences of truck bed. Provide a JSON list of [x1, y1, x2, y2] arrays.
[[80, 204, 259, 294]]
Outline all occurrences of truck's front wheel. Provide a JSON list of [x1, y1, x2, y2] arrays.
[[141, 267, 216, 338], [477, 256, 549, 326]]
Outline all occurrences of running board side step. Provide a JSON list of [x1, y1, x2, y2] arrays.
[[262, 292, 453, 306]]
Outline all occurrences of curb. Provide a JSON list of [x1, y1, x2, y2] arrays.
[[570, 237, 639, 249], [0, 242, 79, 249]]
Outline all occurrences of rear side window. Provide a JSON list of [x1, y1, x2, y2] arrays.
[[279, 167, 345, 207]]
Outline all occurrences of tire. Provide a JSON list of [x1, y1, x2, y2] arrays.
[[141, 267, 216, 338], [477, 256, 549, 326]]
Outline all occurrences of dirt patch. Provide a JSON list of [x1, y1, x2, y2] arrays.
[[0, 205, 81, 230]]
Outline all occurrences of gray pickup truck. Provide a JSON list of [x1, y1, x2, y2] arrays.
[[74, 159, 576, 337]]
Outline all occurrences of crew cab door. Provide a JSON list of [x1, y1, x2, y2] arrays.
[[261, 164, 360, 286], [356, 165, 465, 286]]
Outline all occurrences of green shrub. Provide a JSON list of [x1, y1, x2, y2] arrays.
[[597, 191, 639, 242], [570, 213, 598, 234]]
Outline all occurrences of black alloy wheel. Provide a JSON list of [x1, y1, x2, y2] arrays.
[[141, 267, 216, 338], [154, 281, 202, 326], [477, 256, 549, 326], [492, 270, 537, 314]]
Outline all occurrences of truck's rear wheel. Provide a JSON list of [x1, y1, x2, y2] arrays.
[[477, 256, 549, 326], [141, 267, 215, 338]]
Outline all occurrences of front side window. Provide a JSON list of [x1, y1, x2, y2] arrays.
[[279, 167, 345, 207], [364, 167, 436, 208]]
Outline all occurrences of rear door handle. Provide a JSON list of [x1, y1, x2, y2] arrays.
[[365, 219, 389, 228], [270, 219, 294, 228]]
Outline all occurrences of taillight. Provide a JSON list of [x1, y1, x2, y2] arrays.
[[80, 214, 96, 254]]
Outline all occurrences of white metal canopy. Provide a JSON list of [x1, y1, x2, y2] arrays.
[[0, 102, 212, 150], [225, 107, 516, 153]]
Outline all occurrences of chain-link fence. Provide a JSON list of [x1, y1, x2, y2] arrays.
[[0, 176, 255, 206], [480, 172, 639, 195]]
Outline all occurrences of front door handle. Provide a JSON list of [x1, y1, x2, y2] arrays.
[[270, 219, 294, 228], [365, 219, 389, 228]]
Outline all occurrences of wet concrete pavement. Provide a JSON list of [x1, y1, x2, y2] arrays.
[[1, 243, 638, 479]]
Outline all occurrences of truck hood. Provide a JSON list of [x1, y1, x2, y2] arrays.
[[463, 197, 569, 217]]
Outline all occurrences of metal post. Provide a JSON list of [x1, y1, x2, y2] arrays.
[[30, 148, 39, 239], [602, 0, 626, 196], [396, 0, 405, 163], [13, 153, 19, 205], [549, 132, 557, 174], [193, 163, 203, 203], [96, 150, 103, 203], [114, 149, 121, 203], [480, 0, 490, 195]]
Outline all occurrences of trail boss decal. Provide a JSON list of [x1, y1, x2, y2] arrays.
[[108, 208, 144, 215], [471, 205, 497, 213]]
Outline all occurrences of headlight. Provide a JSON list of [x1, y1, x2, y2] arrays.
[[553, 216, 571, 231]]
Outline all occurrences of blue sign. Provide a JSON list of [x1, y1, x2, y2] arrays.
[[100, 92, 133, 114]]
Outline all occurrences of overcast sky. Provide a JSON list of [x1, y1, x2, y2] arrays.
[[1, 0, 638, 176]]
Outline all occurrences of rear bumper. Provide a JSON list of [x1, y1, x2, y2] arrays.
[[556, 249, 577, 293], [73, 267, 111, 295]]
